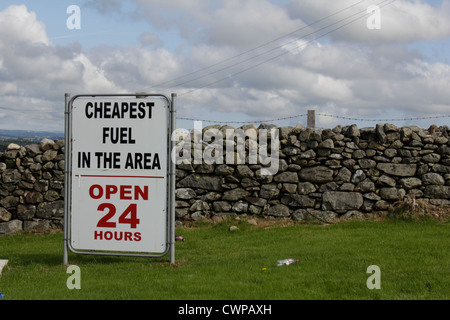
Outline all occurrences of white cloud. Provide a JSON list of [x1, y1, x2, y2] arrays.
[[0, 4, 50, 46], [204, 0, 305, 48], [0, 1, 449, 132], [287, 0, 450, 43], [0, 5, 122, 130]]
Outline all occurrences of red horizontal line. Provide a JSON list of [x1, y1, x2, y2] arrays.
[[75, 175, 165, 179]]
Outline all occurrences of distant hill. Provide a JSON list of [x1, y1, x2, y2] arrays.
[[0, 129, 63, 141], [0, 129, 64, 152]]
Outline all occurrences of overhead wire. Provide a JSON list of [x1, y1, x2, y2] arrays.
[[142, 0, 396, 97], [145, 0, 370, 92], [177, 0, 396, 97]]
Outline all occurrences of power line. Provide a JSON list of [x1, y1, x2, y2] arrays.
[[177, 0, 396, 96], [145, 0, 369, 92], [144, 0, 395, 96]]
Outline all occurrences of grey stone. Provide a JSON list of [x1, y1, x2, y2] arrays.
[[281, 194, 315, 207], [2, 169, 21, 183], [335, 167, 352, 183], [299, 166, 334, 183], [213, 201, 232, 212], [351, 169, 366, 184], [176, 188, 197, 200], [322, 191, 363, 212], [232, 201, 248, 213], [23, 220, 52, 233], [355, 179, 375, 192], [377, 175, 396, 187], [245, 197, 267, 207], [424, 185, 450, 199], [34, 180, 49, 192], [352, 150, 366, 159], [318, 139, 334, 149], [193, 163, 215, 174], [422, 173, 445, 185], [215, 164, 234, 176], [399, 177, 422, 190], [189, 200, 210, 212], [432, 164, 450, 174], [384, 149, 397, 158], [17, 204, 36, 220], [279, 126, 294, 140], [235, 165, 254, 178], [376, 124, 387, 143], [40, 139, 55, 151], [36, 201, 64, 219], [339, 183, 355, 191], [384, 123, 399, 132], [191, 211, 205, 221], [26, 144, 42, 157], [0, 207, 12, 222], [23, 191, 43, 204], [358, 159, 377, 169], [297, 182, 316, 194], [0, 219, 23, 234], [0, 195, 19, 208], [222, 188, 251, 201], [274, 171, 299, 183], [292, 209, 337, 222], [374, 200, 390, 210], [282, 183, 297, 194], [259, 184, 280, 199], [379, 188, 406, 201], [377, 163, 417, 177], [177, 174, 223, 191], [267, 204, 290, 217], [175, 208, 189, 218], [422, 153, 441, 163], [299, 128, 314, 141], [363, 192, 381, 201], [300, 149, 316, 159], [241, 178, 259, 188], [42, 149, 58, 162], [346, 124, 360, 138]]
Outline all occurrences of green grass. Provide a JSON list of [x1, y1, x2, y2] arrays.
[[0, 218, 448, 300]]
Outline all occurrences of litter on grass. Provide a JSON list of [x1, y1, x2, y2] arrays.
[[276, 258, 299, 266]]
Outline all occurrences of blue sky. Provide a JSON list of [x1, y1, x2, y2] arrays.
[[0, 0, 449, 132]]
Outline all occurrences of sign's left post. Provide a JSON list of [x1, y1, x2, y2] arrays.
[[63, 93, 71, 266]]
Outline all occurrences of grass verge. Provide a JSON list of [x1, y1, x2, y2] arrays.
[[0, 217, 448, 300]]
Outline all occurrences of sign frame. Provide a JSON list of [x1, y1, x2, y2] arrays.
[[63, 93, 177, 264]]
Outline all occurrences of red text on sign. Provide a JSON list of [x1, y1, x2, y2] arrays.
[[89, 184, 148, 200], [94, 231, 142, 242], [97, 203, 139, 229]]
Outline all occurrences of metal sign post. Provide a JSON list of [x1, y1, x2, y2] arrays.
[[64, 93, 176, 265]]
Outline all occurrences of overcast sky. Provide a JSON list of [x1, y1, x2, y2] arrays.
[[0, 0, 449, 132]]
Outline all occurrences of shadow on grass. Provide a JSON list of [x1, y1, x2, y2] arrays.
[[65, 252, 170, 266]]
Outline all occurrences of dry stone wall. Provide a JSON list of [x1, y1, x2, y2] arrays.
[[0, 123, 449, 234], [175, 123, 449, 223], [0, 139, 65, 234]]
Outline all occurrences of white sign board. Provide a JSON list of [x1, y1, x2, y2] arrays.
[[70, 97, 169, 254]]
